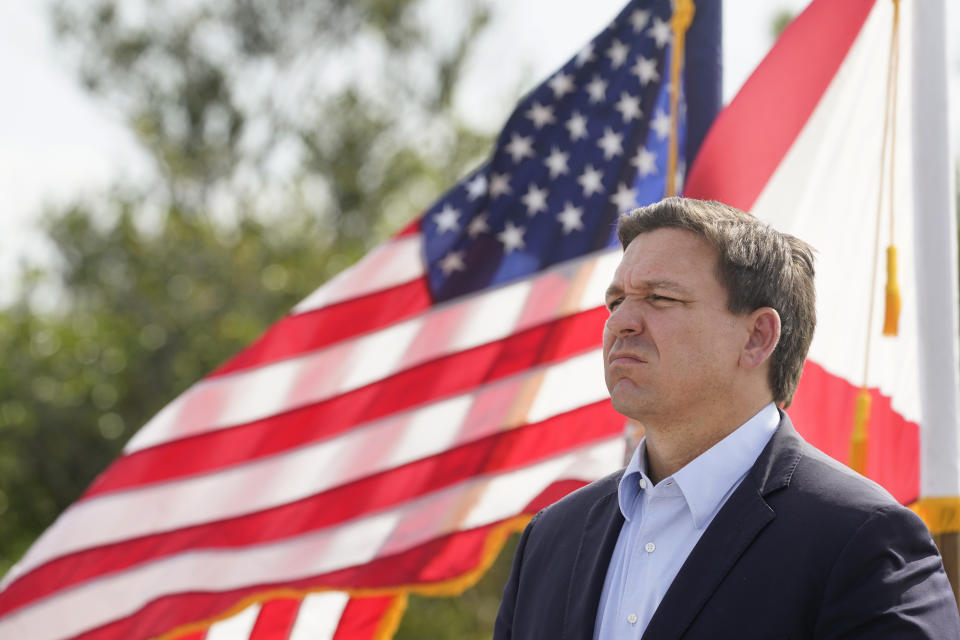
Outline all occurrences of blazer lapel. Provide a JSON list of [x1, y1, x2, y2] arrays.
[[642, 413, 804, 639], [562, 479, 625, 640]]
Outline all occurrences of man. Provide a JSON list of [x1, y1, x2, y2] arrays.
[[494, 198, 960, 639]]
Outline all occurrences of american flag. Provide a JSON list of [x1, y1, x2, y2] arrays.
[[0, 1, 721, 638]]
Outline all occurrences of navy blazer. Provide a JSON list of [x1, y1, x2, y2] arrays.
[[494, 414, 960, 639]]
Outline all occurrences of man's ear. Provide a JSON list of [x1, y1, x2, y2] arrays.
[[740, 307, 781, 370]]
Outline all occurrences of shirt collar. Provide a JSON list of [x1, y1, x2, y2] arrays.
[[618, 403, 780, 528]]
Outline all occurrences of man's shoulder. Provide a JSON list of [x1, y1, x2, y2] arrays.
[[792, 440, 900, 507], [769, 432, 919, 532], [533, 469, 623, 527]]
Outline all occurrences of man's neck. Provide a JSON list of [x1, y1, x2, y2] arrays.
[[643, 398, 774, 484]]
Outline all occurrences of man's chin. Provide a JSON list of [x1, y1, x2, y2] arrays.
[[609, 391, 655, 423]]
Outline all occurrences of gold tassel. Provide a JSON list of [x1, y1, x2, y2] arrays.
[[849, 388, 871, 475], [882, 245, 900, 335]]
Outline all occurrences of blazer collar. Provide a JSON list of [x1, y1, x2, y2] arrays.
[[562, 471, 625, 640], [642, 412, 805, 639]]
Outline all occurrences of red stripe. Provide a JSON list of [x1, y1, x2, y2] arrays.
[[396, 218, 422, 237], [211, 279, 431, 377], [248, 597, 300, 640], [1, 402, 621, 617], [331, 596, 397, 640], [788, 360, 919, 504], [683, 0, 875, 209], [84, 307, 608, 498]]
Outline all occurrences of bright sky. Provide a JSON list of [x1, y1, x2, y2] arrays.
[[0, 0, 957, 306]]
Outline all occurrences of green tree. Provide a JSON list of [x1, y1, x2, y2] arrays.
[[2, 0, 519, 635]]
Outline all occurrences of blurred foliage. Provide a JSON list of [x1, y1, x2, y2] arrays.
[[1, 0, 520, 635], [396, 536, 518, 640], [0, 206, 338, 570], [770, 9, 795, 40]]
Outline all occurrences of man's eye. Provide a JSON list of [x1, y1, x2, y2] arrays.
[[607, 298, 623, 310], [649, 294, 676, 303]]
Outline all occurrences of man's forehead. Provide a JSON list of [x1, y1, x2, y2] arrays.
[[608, 230, 722, 295]]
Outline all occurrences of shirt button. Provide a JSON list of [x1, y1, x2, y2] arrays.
[[638, 477, 648, 489], [627, 613, 638, 624], [645, 542, 656, 553]]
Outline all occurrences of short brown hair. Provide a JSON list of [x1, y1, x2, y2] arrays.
[[617, 197, 816, 406]]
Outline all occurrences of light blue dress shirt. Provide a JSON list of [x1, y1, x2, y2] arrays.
[[593, 403, 780, 639]]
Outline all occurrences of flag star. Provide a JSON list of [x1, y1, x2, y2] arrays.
[[505, 133, 535, 163], [630, 9, 651, 32], [544, 147, 570, 178], [489, 172, 512, 198], [566, 111, 589, 141], [575, 42, 595, 67], [578, 164, 605, 197], [606, 39, 629, 68], [433, 204, 460, 233], [597, 127, 624, 160], [548, 72, 576, 99], [521, 184, 549, 216], [648, 17, 672, 48], [611, 183, 638, 211], [586, 76, 608, 104], [651, 109, 672, 139], [497, 221, 526, 253], [465, 174, 487, 200], [438, 250, 466, 275], [557, 202, 585, 234], [632, 147, 658, 177], [614, 92, 642, 123], [631, 56, 660, 86], [526, 102, 556, 129], [468, 212, 490, 237]]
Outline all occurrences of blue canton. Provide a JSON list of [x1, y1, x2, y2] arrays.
[[421, 0, 688, 302]]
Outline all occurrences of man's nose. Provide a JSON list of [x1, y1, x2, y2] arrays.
[[605, 299, 643, 336]]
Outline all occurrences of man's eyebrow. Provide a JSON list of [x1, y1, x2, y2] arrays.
[[645, 279, 694, 296], [604, 283, 624, 300], [604, 279, 693, 299]]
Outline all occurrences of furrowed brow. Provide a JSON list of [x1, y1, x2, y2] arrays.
[[604, 283, 624, 301], [645, 279, 694, 297]]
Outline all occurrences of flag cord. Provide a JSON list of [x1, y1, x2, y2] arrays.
[[851, 0, 901, 475], [882, 0, 901, 337], [666, 0, 695, 197]]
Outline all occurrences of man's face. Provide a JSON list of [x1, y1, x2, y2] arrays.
[[602, 227, 750, 426]]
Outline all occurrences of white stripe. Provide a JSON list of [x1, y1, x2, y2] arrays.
[[218, 356, 304, 431], [125, 248, 618, 453], [527, 350, 607, 424], [288, 592, 350, 640], [292, 234, 425, 315], [751, 1, 922, 423], [449, 279, 531, 351], [584, 250, 622, 308], [0, 440, 622, 640], [7, 349, 608, 586], [911, 0, 960, 497], [206, 602, 261, 640], [385, 395, 473, 468], [338, 318, 424, 392], [460, 439, 622, 529]]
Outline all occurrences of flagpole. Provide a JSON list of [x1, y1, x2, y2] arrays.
[[910, 0, 960, 602]]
